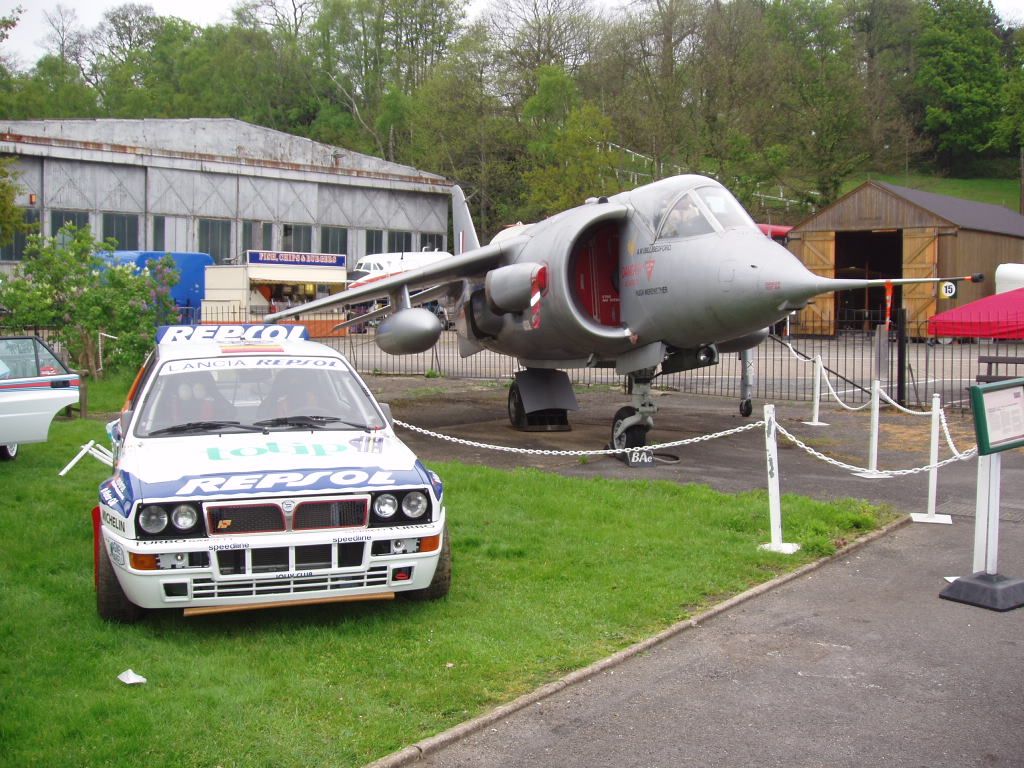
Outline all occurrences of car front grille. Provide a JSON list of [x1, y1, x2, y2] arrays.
[[206, 496, 370, 535], [294, 499, 368, 529], [191, 564, 388, 600], [208, 504, 284, 534]]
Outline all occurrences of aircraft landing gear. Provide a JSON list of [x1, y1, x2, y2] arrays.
[[739, 399, 753, 418], [611, 369, 656, 449]]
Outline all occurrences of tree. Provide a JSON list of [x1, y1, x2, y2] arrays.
[[521, 101, 619, 217], [0, 157, 26, 249], [764, 0, 869, 204], [0, 226, 179, 376], [914, 0, 1005, 171]]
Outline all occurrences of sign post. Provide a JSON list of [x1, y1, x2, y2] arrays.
[[940, 378, 1024, 611]]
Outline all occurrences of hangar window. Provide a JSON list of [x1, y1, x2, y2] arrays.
[[153, 216, 165, 251], [421, 233, 443, 251], [103, 213, 140, 250], [366, 229, 384, 255], [321, 226, 348, 255], [243, 220, 273, 252], [282, 223, 312, 253], [0, 209, 39, 261], [387, 230, 412, 252], [199, 219, 232, 264], [51, 210, 90, 243]]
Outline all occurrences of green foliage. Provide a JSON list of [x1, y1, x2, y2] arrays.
[[0, 226, 179, 376], [521, 101, 620, 218], [1, 0, 1023, 219], [914, 0, 1006, 168], [0, 156, 26, 248]]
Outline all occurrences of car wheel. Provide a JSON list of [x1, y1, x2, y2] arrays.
[[96, 537, 145, 623], [611, 406, 648, 449], [400, 526, 451, 601], [0, 444, 18, 460]]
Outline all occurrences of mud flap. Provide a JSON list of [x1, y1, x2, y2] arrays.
[[513, 369, 578, 431]]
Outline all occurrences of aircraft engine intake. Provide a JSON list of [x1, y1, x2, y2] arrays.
[[485, 262, 546, 313], [376, 308, 443, 355]]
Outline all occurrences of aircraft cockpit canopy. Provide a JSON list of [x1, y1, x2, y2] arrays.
[[626, 177, 758, 240]]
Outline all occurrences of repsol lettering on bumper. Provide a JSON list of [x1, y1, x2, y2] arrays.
[[176, 469, 396, 495]]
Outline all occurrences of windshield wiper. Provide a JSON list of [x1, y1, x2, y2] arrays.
[[148, 420, 264, 436], [252, 415, 373, 431]]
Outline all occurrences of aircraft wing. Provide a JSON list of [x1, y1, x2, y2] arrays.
[[265, 239, 521, 321]]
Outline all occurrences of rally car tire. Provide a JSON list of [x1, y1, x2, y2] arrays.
[[0, 444, 18, 460], [400, 525, 451, 601], [96, 539, 146, 623]]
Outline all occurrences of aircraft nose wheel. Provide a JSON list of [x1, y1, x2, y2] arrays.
[[739, 399, 753, 418], [611, 406, 649, 449]]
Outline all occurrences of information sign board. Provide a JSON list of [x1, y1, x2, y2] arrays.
[[970, 378, 1024, 455]]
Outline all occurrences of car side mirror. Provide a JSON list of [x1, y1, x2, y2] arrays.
[[108, 410, 132, 445], [378, 403, 394, 427]]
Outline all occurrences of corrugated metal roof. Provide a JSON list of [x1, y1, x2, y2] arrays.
[[0, 118, 447, 187], [876, 181, 1024, 239]]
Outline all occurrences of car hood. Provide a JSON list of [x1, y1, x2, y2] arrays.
[[100, 431, 433, 517]]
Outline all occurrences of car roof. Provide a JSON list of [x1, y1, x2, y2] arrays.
[[152, 324, 345, 364]]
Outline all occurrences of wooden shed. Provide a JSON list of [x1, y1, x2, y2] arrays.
[[787, 181, 1024, 334]]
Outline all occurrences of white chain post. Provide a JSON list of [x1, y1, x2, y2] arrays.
[[802, 354, 828, 426], [759, 404, 800, 555], [855, 379, 887, 479], [912, 393, 953, 524]]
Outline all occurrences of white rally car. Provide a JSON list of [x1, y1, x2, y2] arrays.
[[93, 324, 449, 622]]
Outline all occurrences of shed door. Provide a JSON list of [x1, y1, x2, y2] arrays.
[[902, 227, 938, 333], [796, 231, 835, 335]]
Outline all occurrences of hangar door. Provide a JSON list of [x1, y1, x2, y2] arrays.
[[794, 231, 835, 335], [901, 227, 938, 331]]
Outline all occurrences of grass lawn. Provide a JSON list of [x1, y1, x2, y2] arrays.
[[0, 402, 896, 768]]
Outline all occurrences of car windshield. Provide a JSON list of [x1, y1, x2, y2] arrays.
[[134, 355, 387, 437]]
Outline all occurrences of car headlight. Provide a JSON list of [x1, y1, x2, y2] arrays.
[[373, 494, 399, 519], [171, 504, 199, 530], [402, 491, 428, 519], [138, 505, 169, 534]]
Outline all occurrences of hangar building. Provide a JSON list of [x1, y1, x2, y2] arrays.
[[0, 118, 450, 309], [787, 181, 1024, 334]]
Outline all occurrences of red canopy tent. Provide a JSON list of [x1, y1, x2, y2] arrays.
[[928, 287, 1024, 339]]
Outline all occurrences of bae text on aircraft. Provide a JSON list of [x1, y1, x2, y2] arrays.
[[267, 175, 981, 450]]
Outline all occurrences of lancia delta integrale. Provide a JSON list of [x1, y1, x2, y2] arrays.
[[93, 324, 449, 622]]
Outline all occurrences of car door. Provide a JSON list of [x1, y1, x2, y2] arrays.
[[0, 337, 81, 445]]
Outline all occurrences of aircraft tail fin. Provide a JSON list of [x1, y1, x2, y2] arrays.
[[452, 185, 480, 255]]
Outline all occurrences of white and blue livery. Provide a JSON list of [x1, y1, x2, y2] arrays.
[[93, 324, 449, 621]]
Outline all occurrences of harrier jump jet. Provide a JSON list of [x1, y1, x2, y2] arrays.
[[268, 175, 980, 449]]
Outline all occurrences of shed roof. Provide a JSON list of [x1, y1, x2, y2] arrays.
[[875, 182, 1024, 239]]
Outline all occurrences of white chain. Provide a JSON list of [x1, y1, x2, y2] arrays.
[[392, 418, 765, 457], [775, 423, 977, 477], [819, 372, 872, 412], [938, 409, 972, 459], [877, 387, 930, 417]]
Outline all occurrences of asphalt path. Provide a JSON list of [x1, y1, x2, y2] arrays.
[[364, 378, 1024, 768]]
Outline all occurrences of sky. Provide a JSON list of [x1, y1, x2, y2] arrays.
[[3, 0, 1024, 69]]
